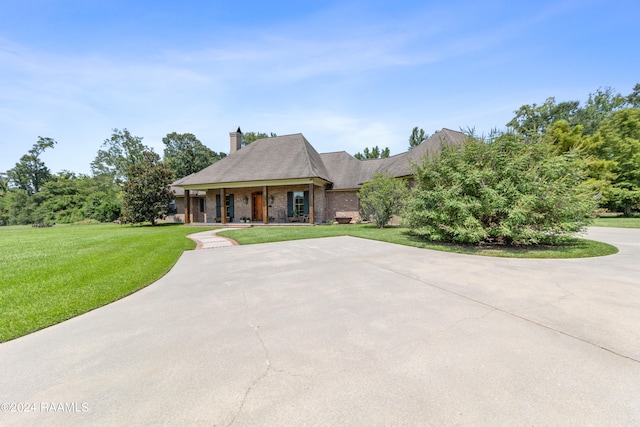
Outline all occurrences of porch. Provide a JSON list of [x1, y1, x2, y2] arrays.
[[181, 180, 329, 225]]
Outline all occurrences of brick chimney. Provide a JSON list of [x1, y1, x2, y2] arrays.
[[230, 127, 242, 154]]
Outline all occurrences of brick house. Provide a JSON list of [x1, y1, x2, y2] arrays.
[[171, 128, 466, 224]]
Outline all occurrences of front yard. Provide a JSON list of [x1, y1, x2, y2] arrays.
[[0, 223, 217, 342]]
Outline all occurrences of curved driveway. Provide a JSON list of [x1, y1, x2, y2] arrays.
[[1, 227, 639, 425]]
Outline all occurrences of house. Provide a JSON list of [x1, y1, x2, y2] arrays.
[[171, 128, 467, 224]]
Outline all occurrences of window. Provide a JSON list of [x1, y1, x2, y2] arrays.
[[293, 191, 304, 215], [215, 194, 234, 218], [199, 198, 206, 213], [287, 191, 309, 216]]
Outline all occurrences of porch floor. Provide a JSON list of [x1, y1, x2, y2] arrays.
[[187, 222, 315, 227]]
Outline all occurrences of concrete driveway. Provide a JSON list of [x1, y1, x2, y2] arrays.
[[1, 227, 639, 426]]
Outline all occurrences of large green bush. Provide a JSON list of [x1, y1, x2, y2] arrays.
[[404, 133, 597, 245]]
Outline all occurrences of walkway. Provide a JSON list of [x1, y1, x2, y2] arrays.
[[187, 228, 238, 249]]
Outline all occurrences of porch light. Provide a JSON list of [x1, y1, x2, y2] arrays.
[[268, 195, 274, 204], [243, 196, 248, 204]]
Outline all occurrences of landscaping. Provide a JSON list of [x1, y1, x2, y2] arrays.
[[218, 224, 617, 259], [0, 223, 217, 342]]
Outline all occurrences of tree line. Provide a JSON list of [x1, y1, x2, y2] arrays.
[[0, 130, 229, 225]]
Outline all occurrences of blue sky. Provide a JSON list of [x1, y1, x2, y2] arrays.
[[1, 0, 638, 175]]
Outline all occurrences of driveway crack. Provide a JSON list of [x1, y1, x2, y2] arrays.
[[227, 293, 272, 426]]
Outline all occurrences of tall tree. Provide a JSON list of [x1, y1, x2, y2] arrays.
[[596, 108, 640, 216], [409, 127, 429, 149], [572, 87, 627, 135], [121, 151, 174, 225], [6, 137, 57, 195], [628, 83, 640, 108], [91, 129, 149, 185], [354, 146, 390, 160], [507, 97, 580, 137], [241, 131, 277, 147], [162, 132, 226, 179]]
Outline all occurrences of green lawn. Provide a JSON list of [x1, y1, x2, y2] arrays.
[[0, 223, 217, 343], [592, 217, 640, 228], [219, 224, 617, 259]]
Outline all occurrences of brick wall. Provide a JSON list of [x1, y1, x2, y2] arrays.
[[326, 191, 361, 222]]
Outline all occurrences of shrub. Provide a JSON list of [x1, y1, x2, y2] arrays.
[[404, 133, 596, 245], [358, 173, 408, 228]]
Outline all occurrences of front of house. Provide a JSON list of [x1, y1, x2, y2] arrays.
[[171, 128, 466, 224]]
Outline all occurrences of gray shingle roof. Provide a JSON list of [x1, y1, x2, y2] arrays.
[[174, 134, 332, 186], [174, 128, 467, 190]]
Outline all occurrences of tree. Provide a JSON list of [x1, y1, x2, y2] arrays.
[[596, 108, 640, 216], [628, 83, 640, 108], [572, 87, 627, 135], [163, 132, 226, 179], [6, 137, 56, 195], [409, 127, 429, 149], [354, 146, 390, 160], [121, 151, 174, 225], [241, 131, 277, 147], [358, 173, 408, 228], [404, 133, 596, 245], [507, 97, 580, 138], [36, 171, 97, 224], [91, 129, 150, 185]]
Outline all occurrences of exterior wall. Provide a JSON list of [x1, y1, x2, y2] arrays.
[[172, 196, 205, 223], [326, 190, 361, 223]]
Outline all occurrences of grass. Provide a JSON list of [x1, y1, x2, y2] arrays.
[[0, 223, 217, 343], [219, 224, 617, 259], [592, 217, 640, 228]]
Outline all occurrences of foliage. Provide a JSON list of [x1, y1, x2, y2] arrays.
[[403, 133, 597, 245], [507, 97, 580, 138], [91, 128, 150, 185], [6, 137, 56, 195], [409, 126, 429, 149], [596, 108, 640, 215], [358, 173, 408, 228], [572, 87, 628, 135], [354, 146, 390, 160], [121, 151, 174, 225], [162, 132, 226, 179], [628, 83, 640, 108], [0, 223, 218, 342], [241, 131, 277, 146]]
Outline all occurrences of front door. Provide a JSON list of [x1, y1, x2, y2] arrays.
[[252, 192, 263, 222]]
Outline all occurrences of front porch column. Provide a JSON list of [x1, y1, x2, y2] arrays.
[[308, 183, 315, 224], [184, 189, 191, 224], [263, 186, 269, 224], [220, 188, 226, 224]]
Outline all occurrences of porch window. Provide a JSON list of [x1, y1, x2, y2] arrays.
[[287, 191, 309, 217], [215, 194, 235, 219], [199, 198, 206, 213]]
